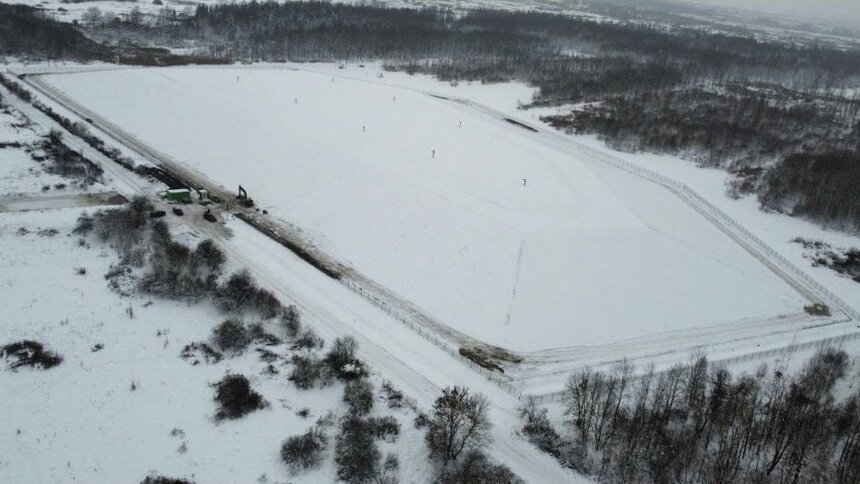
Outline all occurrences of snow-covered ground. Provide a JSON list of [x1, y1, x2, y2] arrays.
[[0, 100, 110, 204], [0, 86, 586, 483], [0, 207, 435, 483], [36, 65, 812, 355]]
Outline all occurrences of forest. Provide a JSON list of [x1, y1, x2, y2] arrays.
[[520, 348, 860, 484], [0, 4, 109, 60]]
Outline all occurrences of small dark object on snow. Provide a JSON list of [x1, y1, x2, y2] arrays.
[[140, 475, 194, 484], [150, 210, 166, 219], [805, 303, 831, 316], [91, 343, 104, 352], [203, 210, 217, 223], [172, 208, 184, 216]]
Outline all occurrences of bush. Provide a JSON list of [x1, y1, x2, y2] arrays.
[[378, 454, 400, 484], [289, 354, 324, 390], [281, 427, 328, 472], [216, 270, 258, 313], [212, 374, 267, 421], [291, 327, 324, 350], [381, 381, 405, 408], [216, 270, 284, 317], [140, 476, 194, 484], [212, 319, 250, 353], [414, 412, 430, 429], [367, 416, 400, 442], [180, 342, 222, 365], [518, 398, 583, 469], [87, 197, 152, 256], [1, 340, 63, 369], [253, 287, 282, 319], [437, 450, 523, 484], [73, 212, 94, 235], [191, 239, 225, 274], [324, 336, 367, 381], [335, 415, 381, 484], [40, 132, 103, 185], [344, 379, 374, 416], [281, 305, 302, 338]]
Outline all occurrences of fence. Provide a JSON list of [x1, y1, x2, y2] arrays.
[[448, 95, 860, 404], [528, 329, 860, 406], [338, 277, 526, 399]]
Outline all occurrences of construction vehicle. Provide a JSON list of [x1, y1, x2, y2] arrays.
[[236, 185, 254, 208]]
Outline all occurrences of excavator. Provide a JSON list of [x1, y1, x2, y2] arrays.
[[236, 185, 254, 208]]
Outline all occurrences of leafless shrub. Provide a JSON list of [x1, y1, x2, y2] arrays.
[[212, 373, 267, 421], [280, 427, 328, 472], [1, 340, 63, 370]]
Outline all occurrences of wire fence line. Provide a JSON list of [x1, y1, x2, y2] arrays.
[[456, 94, 859, 319], [541, 126, 860, 323], [528, 329, 860, 406], [338, 277, 526, 399]]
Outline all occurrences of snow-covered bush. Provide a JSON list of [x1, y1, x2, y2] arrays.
[[212, 319, 251, 354], [140, 475, 194, 484], [517, 397, 584, 470], [291, 327, 323, 350], [212, 373, 267, 421], [324, 336, 367, 381], [436, 450, 523, 484], [343, 379, 374, 416], [289, 354, 324, 390], [377, 454, 400, 484], [366, 416, 400, 442], [281, 304, 301, 339], [215, 269, 283, 318], [335, 415, 381, 484], [280, 427, 328, 472], [381, 380, 405, 408], [1, 340, 63, 370]]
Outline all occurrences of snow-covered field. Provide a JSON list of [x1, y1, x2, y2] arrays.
[[39, 65, 810, 353]]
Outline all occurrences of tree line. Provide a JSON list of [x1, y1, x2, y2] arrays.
[[520, 348, 860, 483]]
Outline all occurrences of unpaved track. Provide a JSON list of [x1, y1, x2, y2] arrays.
[[0, 191, 125, 212]]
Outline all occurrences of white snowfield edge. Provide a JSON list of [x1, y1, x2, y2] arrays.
[[13, 63, 856, 393]]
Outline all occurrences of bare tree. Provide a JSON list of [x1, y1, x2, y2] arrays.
[[426, 386, 491, 465]]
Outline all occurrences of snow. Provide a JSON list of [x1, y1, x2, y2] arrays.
[[0, 89, 586, 483], [40, 65, 809, 353], [0, 207, 436, 484], [0, 102, 109, 202], [570, 135, 860, 319]]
